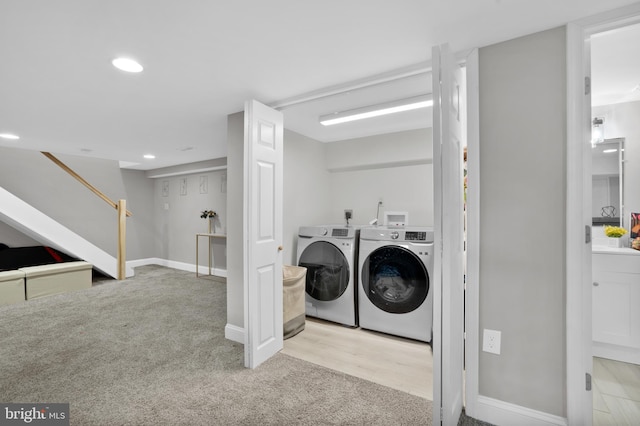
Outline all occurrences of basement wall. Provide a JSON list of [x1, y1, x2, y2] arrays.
[[478, 26, 567, 416]]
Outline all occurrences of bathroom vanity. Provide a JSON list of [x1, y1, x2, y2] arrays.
[[592, 246, 640, 364]]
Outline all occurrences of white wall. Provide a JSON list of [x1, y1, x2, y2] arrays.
[[283, 129, 331, 265], [325, 128, 433, 227], [478, 27, 566, 417], [152, 169, 227, 269], [226, 112, 245, 330], [593, 100, 640, 223], [0, 221, 39, 247]]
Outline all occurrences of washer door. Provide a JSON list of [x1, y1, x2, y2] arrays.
[[362, 246, 428, 314], [299, 241, 350, 301]]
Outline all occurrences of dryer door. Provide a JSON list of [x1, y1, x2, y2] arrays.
[[362, 246, 429, 314], [299, 241, 350, 301]]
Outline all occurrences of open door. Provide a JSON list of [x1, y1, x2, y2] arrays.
[[432, 43, 465, 425], [243, 99, 284, 369]]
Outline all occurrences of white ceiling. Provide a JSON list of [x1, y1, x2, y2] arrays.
[[0, 1, 638, 170], [591, 22, 640, 107]]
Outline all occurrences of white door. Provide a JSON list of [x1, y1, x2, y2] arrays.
[[243, 99, 284, 369], [432, 43, 465, 425]]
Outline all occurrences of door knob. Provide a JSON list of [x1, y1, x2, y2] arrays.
[[593, 282, 599, 287], [278, 245, 283, 251]]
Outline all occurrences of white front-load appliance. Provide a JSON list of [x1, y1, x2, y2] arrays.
[[296, 225, 358, 327], [358, 226, 434, 342]]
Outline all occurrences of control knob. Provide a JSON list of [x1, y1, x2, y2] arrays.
[[391, 231, 399, 240]]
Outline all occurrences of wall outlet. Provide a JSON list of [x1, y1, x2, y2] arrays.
[[344, 209, 353, 220], [482, 329, 501, 355]]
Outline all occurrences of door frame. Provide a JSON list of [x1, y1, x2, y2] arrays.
[[566, 3, 640, 424]]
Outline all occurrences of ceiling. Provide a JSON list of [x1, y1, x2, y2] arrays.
[[591, 22, 640, 107], [0, 1, 638, 171]]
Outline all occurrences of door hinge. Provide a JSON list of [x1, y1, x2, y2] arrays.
[[586, 372, 592, 391], [585, 76, 591, 95], [585, 225, 591, 244]]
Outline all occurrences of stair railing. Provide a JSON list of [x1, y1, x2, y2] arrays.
[[41, 152, 132, 280]]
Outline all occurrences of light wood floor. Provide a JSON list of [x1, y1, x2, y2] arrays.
[[282, 317, 433, 400], [593, 356, 640, 425]]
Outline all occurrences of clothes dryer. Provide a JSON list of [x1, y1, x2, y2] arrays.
[[358, 226, 433, 342], [296, 225, 358, 327]]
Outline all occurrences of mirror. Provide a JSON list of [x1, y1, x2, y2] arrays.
[[592, 137, 624, 227]]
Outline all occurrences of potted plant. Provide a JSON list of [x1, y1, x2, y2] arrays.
[[200, 210, 217, 233], [604, 225, 627, 248]]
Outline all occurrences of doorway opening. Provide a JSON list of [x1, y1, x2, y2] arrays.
[[566, 5, 640, 424], [589, 21, 640, 425], [277, 69, 437, 401]]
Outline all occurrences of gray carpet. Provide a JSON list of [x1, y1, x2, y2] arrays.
[[0, 265, 433, 425]]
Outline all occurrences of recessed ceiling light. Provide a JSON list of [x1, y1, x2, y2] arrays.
[[0, 133, 20, 140], [143, 154, 155, 159], [602, 149, 618, 153], [112, 57, 143, 73]]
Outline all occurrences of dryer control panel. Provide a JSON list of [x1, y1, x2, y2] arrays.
[[405, 231, 427, 241]]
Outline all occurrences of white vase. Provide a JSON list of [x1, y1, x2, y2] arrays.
[[607, 237, 623, 248]]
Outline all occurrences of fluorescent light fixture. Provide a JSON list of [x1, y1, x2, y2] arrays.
[[143, 154, 156, 159], [602, 149, 618, 153], [319, 94, 433, 126], [0, 133, 20, 140], [112, 57, 143, 73]]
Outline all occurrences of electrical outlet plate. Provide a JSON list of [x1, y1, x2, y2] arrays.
[[482, 329, 501, 355], [344, 209, 353, 220]]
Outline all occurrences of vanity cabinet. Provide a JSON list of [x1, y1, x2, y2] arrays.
[[593, 249, 640, 364]]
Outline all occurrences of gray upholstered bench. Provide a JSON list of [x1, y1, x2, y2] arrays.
[[20, 261, 92, 300], [0, 270, 26, 306]]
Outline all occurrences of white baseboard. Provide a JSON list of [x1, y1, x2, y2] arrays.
[[126, 258, 227, 278], [127, 257, 163, 269], [225, 324, 244, 344], [474, 396, 567, 426]]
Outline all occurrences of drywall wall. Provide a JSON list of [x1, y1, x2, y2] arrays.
[[0, 221, 39, 246], [325, 128, 433, 226], [0, 147, 155, 260], [152, 169, 227, 269], [226, 111, 245, 330], [283, 129, 331, 265], [325, 128, 432, 172], [478, 27, 566, 416], [592, 100, 640, 224]]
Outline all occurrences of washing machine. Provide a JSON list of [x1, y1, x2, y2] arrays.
[[296, 225, 358, 327], [358, 226, 434, 342]]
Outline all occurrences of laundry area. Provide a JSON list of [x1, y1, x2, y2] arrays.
[[275, 70, 453, 401]]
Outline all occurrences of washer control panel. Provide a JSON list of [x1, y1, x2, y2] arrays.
[[332, 228, 349, 237]]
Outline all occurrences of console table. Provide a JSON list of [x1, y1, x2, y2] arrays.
[[195, 233, 227, 277]]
